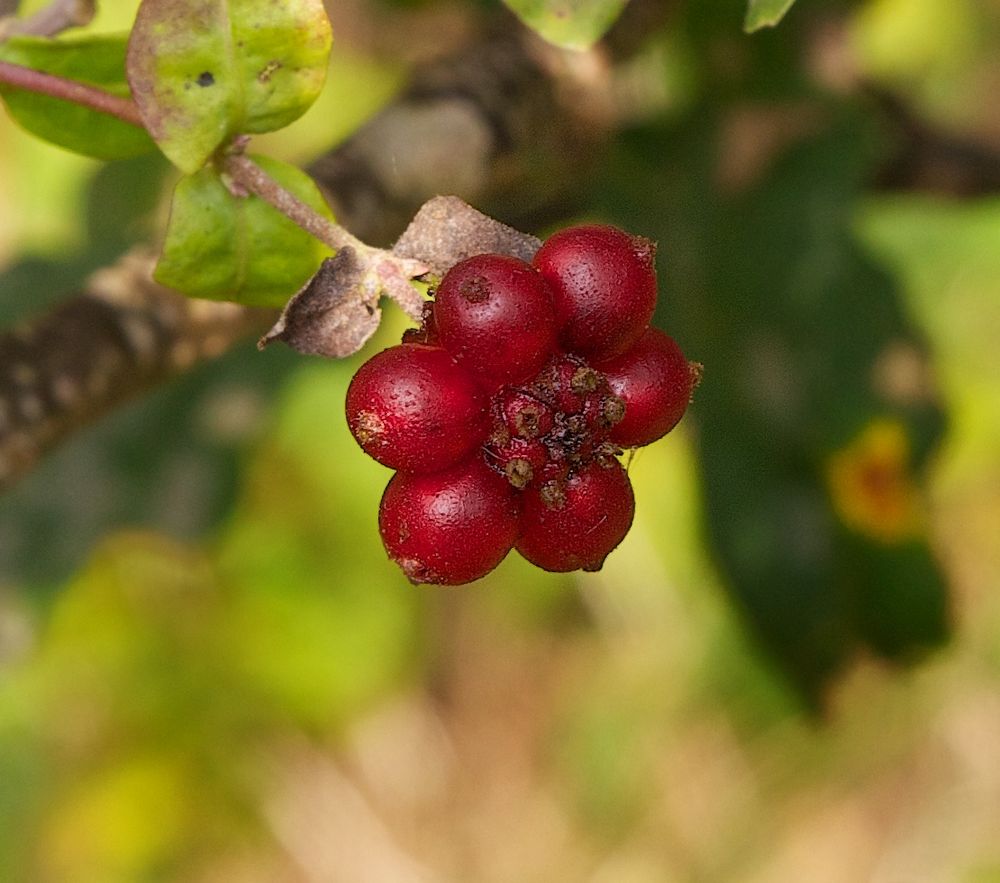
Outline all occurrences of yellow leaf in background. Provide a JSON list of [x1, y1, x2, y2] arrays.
[[40, 754, 191, 881], [852, 0, 974, 79], [825, 419, 924, 544]]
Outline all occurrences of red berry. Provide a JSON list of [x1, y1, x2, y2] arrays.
[[533, 224, 657, 361], [530, 352, 599, 415], [516, 458, 635, 572], [498, 390, 554, 439], [345, 222, 692, 585], [346, 343, 488, 473], [435, 254, 558, 387], [581, 390, 625, 439], [378, 457, 521, 585], [597, 327, 696, 447], [484, 434, 548, 489]]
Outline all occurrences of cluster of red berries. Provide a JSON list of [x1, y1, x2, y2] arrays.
[[346, 225, 699, 585]]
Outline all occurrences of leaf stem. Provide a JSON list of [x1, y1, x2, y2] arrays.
[[0, 59, 144, 126], [222, 152, 365, 253], [0, 58, 426, 282], [223, 152, 430, 319]]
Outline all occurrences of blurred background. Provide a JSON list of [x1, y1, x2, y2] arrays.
[[2, 0, 1000, 880]]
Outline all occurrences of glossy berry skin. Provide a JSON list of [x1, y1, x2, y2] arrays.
[[435, 254, 558, 387], [484, 435, 548, 489], [597, 327, 695, 448], [516, 458, 635, 573], [379, 457, 521, 585], [533, 224, 657, 361], [346, 343, 488, 473], [498, 390, 555, 439]]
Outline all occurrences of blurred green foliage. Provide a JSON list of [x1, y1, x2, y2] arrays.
[[0, 355, 425, 880], [744, 0, 799, 32], [591, 2, 951, 703]]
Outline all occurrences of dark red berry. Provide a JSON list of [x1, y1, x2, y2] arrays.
[[484, 434, 548, 489], [597, 327, 696, 447], [498, 390, 554, 439], [536, 457, 571, 486], [516, 458, 635, 572], [581, 390, 625, 438], [530, 352, 594, 414], [435, 254, 558, 387], [346, 343, 488, 473], [378, 457, 520, 585], [533, 224, 657, 361]]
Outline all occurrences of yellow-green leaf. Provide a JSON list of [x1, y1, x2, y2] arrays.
[[744, 0, 799, 32], [126, 0, 332, 173], [502, 0, 629, 50], [0, 34, 155, 160], [154, 155, 332, 306]]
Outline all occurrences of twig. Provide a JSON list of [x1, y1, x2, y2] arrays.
[[0, 59, 424, 270], [223, 151, 430, 312], [0, 249, 275, 493], [223, 152, 367, 253], [0, 58, 432, 283], [0, 60, 144, 127]]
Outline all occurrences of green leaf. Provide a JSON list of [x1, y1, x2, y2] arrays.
[[126, 0, 332, 173], [0, 35, 156, 160], [839, 535, 949, 661], [154, 155, 332, 306], [744, 0, 799, 32], [596, 109, 950, 706], [502, 0, 629, 50]]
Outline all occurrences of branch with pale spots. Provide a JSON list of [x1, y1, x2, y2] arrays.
[[0, 249, 272, 490]]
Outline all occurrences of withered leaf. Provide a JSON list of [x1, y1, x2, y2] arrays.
[[258, 248, 381, 358], [393, 196, 541, 278], [263, 197, 538, 359]]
